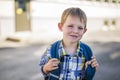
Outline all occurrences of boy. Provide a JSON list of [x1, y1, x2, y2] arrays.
[[39, 7, 99, 80]]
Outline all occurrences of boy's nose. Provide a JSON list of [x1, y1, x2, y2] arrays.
[[73, 27, 79, 33]]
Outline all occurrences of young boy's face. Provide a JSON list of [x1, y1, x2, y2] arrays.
[[58, 15, 87, 43]]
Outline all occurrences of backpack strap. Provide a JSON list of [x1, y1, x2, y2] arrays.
[[50, 41, 61, 58], [80, 42, 91, 60], [48, 41, 61, 80], [80, 42, 95, 80]]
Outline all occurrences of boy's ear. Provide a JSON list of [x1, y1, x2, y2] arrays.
[[58, 23, 63, 31], [83, 28, 87, 34]]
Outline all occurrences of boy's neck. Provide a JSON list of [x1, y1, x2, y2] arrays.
[[62, 40, 78, 54]]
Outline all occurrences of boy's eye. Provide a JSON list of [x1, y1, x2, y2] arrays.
[[78, 27, 83, 30], [68, 25, 73, 28]]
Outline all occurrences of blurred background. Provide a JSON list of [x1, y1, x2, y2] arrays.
[[0, 0, 120, 80]]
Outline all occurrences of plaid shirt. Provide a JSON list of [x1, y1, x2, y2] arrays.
[[39, 41, 86, 80]]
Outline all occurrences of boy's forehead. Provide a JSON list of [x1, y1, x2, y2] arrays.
[[66, 15, 84, 23], [65, 15, 85, 26]]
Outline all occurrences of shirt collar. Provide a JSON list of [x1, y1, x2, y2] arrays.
[[59, 40, 81, 56]]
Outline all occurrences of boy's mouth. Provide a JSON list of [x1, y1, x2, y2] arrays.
[[70, 35, 78, 39]]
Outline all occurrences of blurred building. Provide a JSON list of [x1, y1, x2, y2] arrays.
[[0, 0, 120, 42]]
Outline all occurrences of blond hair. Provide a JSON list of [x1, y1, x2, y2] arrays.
[[61, 7, 87, 28]]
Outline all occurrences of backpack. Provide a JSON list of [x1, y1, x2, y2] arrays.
[[46, 40, 95, 80]]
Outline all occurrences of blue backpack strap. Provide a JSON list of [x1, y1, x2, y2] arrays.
[[80, 42, 95, 80], [48, 41, 61, 80], [80, 42, 92, 60], [50, 41, 60, 58]]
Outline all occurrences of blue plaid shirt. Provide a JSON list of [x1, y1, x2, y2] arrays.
[[39, 41, 86, 80]]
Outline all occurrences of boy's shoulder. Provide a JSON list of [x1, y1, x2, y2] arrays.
[[50, 41, 91, 49], [51, 40, 61, 45], [79, 41, 91, 49]]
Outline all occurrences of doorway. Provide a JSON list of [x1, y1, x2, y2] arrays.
[[15, 0, 31, 31]]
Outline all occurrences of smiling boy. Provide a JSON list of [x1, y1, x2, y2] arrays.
[[39, 7, 99, 80]]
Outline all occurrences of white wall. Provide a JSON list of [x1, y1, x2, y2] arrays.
[[0, 1, 15, 36], [87, 18, 104, 31], [117, 18, 120, 29], [30, 1, 120, 18], [30, 1, 120, 40], [0, 0, 120, 41]]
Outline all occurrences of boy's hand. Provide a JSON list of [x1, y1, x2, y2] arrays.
[[85, 56, 99, 70], [43, 58, 59, 74]]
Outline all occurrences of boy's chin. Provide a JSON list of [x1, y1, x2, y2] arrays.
[[69, 39, 80, 43]]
